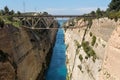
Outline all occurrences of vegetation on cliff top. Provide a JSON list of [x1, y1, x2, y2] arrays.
[[0, 6, 21, 27], [107, 0, 120, 20], [87, 0, 120, 21], [108, 0, 120, 12], [0, 6, 52, 28]]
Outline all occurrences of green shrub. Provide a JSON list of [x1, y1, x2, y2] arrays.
[[79, 54, 83, 62], [82, 41, 97, 62], [91, 36, 96, 46], [85, 56, 88, 59], [108, 11, 120, 22], [74, 40, 81, 48], [12, 21, 21, 27], [7, 16, 13, 21], [88, 49, 95, 56], [89, 32, 93, 37], [82, 41, 90, 53]]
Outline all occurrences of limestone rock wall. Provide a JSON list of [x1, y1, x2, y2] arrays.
[[65, 18, 119, 80], [100, 26, 120, 80]]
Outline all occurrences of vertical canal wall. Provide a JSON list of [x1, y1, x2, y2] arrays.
[[0, 17, 58, 80]]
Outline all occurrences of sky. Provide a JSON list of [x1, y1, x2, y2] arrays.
[[0, 0, 111, 15]]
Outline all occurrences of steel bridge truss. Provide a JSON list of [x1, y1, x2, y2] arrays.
[[12, 15, 95, 30]]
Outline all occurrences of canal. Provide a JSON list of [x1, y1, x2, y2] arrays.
[[46, 20, 67, 80]]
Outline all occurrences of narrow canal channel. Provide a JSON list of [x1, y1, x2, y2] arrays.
[[46, 20, 67, 80]]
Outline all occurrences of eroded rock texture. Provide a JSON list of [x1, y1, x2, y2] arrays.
[[100, 26, 120, 80], [65, 18, 119, 80], [0, 18, 58, 80]]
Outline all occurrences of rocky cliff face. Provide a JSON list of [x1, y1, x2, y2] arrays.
[[0, 18, 58, 80], [100, 26, 120, 80], [65, 18, 119, 80]]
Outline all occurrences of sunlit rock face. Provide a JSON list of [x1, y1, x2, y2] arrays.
[[100, 26, 120, 80], [65, 18, 119, 80]]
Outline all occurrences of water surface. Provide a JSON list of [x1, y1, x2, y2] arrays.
[[46, 20, 67, 80]]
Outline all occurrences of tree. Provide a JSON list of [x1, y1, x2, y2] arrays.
[[4, 6, 9, 15], [0, 10, 5, 15], [96, 8, 102, 18], [108, 0, 120, 11], [9, 10, 14, 15], [17, 11, 21, 15], [43, 12, 48, 15], [90, 11, 96, 16]]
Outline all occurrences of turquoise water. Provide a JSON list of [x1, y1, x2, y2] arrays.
[[46, 20, 67, 80]]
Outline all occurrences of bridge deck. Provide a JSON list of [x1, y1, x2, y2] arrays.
[[12, 15, 95, 18]]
